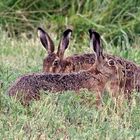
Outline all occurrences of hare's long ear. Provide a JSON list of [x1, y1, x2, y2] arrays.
[[38, 27, 55, 54], [89, 29, 104, 61], [57, 29, 72, 59]]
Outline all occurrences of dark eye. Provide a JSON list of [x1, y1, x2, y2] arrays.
[[108, 59, 115, 66], [53, 59, 59, 66]]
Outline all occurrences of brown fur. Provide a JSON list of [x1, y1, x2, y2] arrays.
[[39, 28, 139, 98], [8, 29, 124, 106]]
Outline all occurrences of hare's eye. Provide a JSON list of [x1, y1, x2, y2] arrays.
[[53, 59, 59, 66], [108, 59, 115, 66]]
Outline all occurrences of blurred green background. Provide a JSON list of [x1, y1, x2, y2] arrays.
[[0, 0, 140, 43]]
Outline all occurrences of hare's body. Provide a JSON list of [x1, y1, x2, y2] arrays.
[[63, 53, 139, 97], [61, 53, 95, 72], [8, 29, 124, 106], [38, 27, 140, 100], [8, 68, 111, 105], [64, 53, 137, 72], [112, 56, 138, 95]]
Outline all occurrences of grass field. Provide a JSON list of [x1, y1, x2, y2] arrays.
[[0, 0, 140, 139], [0, 27, 140, 139]]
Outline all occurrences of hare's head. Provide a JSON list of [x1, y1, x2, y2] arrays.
[[38, 27, 72, 73], [89, 29, 124, 79]]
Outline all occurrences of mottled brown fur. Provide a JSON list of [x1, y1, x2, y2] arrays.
[[39, 28, 139, 96], [8, 62, 122, 106], [8, 29, 124, 106]]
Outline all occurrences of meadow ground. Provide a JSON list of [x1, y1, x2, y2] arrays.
[[0, 0, 140, 139], [0, 28, 140, 139]]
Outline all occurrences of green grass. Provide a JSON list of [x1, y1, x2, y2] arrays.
[[0, 0, 140, 139], [0, 26, 140, 139], [0, 0, 140, 42]]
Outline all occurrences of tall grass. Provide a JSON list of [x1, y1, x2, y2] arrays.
[[0, 0, 140, 43], [0, 27, 140, 139], [1, 0, 140, 139]]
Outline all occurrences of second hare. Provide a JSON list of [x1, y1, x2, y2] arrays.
[[8, 29, 123, 106], [39, 28, 139, 98]]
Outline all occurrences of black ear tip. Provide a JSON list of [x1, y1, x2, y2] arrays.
[[37, 27, 46, 34], [88, 29, 100, 38], [37, 27, 43, 31], [88, 29, 95, 38], [88, 29, 94, 34], [63, 29, 72, 37], [67, 29, 72, 33]]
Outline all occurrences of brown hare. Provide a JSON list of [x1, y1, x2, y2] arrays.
[[38, 27, 95, 73], [38, 27, 138, 96], [38, 27, 73, 73], [8, 29, 123, 106]]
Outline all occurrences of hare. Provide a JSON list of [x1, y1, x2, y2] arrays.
[[38, 27, 137, 75], [38, 27, 138, 96], [38, 27, 73, 73], [38, 27, 96, 73], [8, 29, 124, 106]]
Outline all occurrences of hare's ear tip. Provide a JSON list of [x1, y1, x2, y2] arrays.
[[37, 27, 42, 31], [89, 29, 98, 34], [65, 28, 72, 33], [88, 29, 94, 38], [88, 29, 92, 33], [67, 28, 72, 32], [37, 27, 42, 37], [89, 29, 100, 37], [37, 27, 46, 37], [88, 29, 94, 34], [37, 27, 45, 32], [63, 29, 72, 37]]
